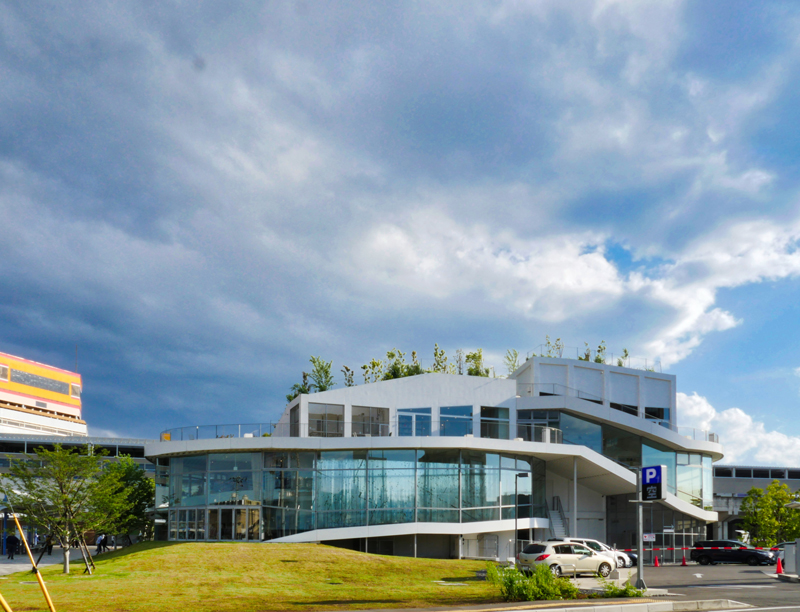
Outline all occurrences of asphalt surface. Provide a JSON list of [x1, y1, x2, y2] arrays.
[[643, 563, 799, 608]]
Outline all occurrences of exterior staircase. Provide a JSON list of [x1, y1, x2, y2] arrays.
[[547, 496, 569, 539]]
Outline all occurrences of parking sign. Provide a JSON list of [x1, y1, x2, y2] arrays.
[[641, 465, 667, 501]]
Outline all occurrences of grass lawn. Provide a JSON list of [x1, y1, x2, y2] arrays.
[[0, 542, 500, 612]]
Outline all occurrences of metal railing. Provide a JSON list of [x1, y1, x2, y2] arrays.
[[676, 427, 719, 444], [525, 346, 662, 373], [516, 423, 563, 444], [516, 382, 604, 404]]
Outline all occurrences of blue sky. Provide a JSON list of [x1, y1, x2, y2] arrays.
[[2, 1, 800, 465]]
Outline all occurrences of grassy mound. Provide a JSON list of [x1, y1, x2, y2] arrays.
[[0, 542, 497, 611]]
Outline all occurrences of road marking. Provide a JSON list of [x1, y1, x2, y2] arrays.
[[702, 585, 775, 589], [693, 573, 703, 578]]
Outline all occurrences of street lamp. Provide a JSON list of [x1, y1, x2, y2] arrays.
[[515, 473, 530, 558]]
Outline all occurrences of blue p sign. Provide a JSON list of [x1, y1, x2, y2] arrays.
[[641, 465, 666, 501], [643, 467, 661, 484]]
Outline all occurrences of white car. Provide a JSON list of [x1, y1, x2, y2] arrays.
[[518, 541, 614, 577], [549, 537, 631, 568]]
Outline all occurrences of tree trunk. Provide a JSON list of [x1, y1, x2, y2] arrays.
[[62, 545, 70, 574]]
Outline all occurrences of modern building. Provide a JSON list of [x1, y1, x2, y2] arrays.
[[0, 351, 87, 436], [147, 356, 723, 560], [712, 464, 800, 539]]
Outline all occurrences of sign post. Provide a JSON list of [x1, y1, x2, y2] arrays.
[[634, 465, 667, 590]]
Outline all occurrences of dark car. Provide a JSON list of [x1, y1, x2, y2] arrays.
[[690, 540, 776, 566]]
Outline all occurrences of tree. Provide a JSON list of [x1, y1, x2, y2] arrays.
[[741, 481, 800, 546], [309, 356, 335, 392], [431, 344, 449, 373], [341, 365, 355, 387], [104, 456, 155, 544], [382, 348, 424, 380], [594, 341, 607, 364], [4, 445, 131, 574], [465, 349, 490, 377], [286, 372, 311, 403], [503, 349, 520, 375], [361, 358, 384, 383]]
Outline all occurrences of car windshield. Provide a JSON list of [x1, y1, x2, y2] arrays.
[[584, 541, 602, 551]]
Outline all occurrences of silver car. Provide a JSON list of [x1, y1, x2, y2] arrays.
[[518, 541, 614, 577], [551, 537, 631, 568]]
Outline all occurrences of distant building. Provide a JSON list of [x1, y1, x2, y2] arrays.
[[0, 351, 87, 436], [147, 356, 723, 560], [712, 465, 800, 539]]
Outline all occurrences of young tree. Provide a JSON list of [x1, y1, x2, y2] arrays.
[[503, 349, 520, 375], [431, 344, 449, 373], [309, 356, 335, 392], [4, 445, 131, 574], [286, 372, 311, 403], [104, 456, 156, 544], [341, 365, 355, 387], [361, 358, 384, 383], [383, 348, 424, 380], [465, 349, 490, 377]]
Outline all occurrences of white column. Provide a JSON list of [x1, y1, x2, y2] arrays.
[[572, 456, 578, 537]]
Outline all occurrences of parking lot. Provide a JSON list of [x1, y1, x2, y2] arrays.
[[643, 563, 799, 608]]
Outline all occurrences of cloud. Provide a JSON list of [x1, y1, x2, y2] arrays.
[[678, 392, 800, 466]]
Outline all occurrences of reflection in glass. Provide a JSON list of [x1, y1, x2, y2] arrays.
[[220, 509, 233, 540], [208, 509, 219, 540]]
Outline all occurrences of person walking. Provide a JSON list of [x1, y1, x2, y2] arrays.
[[6, 533, 19, 560], [95, 534, 104, 554]]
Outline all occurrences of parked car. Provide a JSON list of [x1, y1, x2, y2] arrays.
[[690, 540, 776, 566], [518, 541, 614, 577], [548, 537, 631, 568], [770, 542, 795, 561]]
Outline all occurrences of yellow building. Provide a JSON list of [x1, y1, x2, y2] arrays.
[[0, 351, 87, 436]]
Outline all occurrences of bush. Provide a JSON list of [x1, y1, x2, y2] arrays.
[[599, 578, 645, 598], [486, 563, 579, 601]]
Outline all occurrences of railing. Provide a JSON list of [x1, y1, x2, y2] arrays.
[[516, 382, 604, 404], [161, 423, 278, 441], [525, 346, 662, 373], [677, 427, 719, 444], [516, 423, 563, 444]]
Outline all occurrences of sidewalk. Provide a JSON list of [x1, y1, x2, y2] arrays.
[[0, 548, 91, 576]]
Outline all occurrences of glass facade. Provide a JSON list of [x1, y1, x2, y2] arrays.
[[526, 409, 714, 510], [167, 449, 546, 542]]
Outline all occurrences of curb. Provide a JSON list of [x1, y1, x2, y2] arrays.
[[776, 573, 800, 584], [356, 599, 752, 612]]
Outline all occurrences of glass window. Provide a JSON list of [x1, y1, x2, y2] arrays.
[[209, 453, 255, 471], [735, 468, 752, 478], [317, 450, 367, 470], [500, 470, 532, 506], [208, 472, 257, 505], [208, 509, 219, 540], [316, 470, 367, 513], [602, 424, 642, 468], [397, 408, 432, 437], [416, 509, 458, 523], [440, 406, 473, 437], [10, 369, 70, 395], [418, 449, 459, 468], [368, 449, 416, 469], [308, 403, 345, 437], [369, 509, 414, 525], [417, 469, 459, 509], [644, 407, 669, 421], [462, 467, 500, 508], [559, 413, 602, 452], [220, 509, 233, 540], [369, 468, 415, 509], [642, 442, 677, 495], [461, 507, 499, 522], [263, 471, 314, 510], [715, 467, 733, 477], [481, 407, 510, 440]]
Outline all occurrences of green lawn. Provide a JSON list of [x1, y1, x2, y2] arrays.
[[0, 542, 500, 612]]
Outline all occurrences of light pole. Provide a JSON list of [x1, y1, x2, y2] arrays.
[[515, 473, 530, 558]]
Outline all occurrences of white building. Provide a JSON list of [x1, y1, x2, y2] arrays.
[[147, 357, 722, 560]]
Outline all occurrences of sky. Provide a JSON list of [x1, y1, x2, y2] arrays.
[[2, 1, 800, 466]]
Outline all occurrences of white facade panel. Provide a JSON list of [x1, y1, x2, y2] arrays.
[[572, 366, 603, 398], [644, 378, 671, 408], [537, 364, 568, 387], [608, 372, 638, 407]]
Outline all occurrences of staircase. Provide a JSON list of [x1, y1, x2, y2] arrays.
[[547, 496, 569, 539]]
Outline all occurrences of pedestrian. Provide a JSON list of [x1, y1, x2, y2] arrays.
[[45, 534, 54, 556], [110, 535, 116, 550], [6, 533, 19, 560], [95, 534, 104, 554]]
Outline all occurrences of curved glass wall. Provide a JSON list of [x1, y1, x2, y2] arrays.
[[167, 449, 545, 541], [552, 411, 714, 510]]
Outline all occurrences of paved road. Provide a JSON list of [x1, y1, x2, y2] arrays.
[[644, 563, 799, 608], [0, 547, 96, 576]]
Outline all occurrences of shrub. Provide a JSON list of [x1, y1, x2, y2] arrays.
[[598, 576, 645, 598], [485, 563, 578, 601]]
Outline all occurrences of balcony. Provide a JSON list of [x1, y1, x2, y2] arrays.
[[516, 382, 604, 404]]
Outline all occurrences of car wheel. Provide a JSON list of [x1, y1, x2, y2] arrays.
[[698, 556, 711, 566], [598, 562, 612, 577], [616, 556, 625, 568], [747, 556, 759, 566], [550, 564, 562, 577]]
